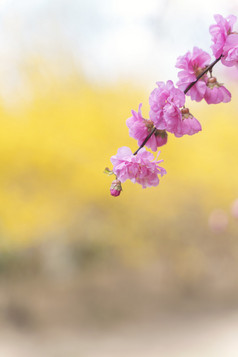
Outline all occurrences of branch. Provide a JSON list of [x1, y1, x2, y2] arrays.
[[133, 127, 157, 155], [184, 55, 222, 94], [133, 55, 222, 155]]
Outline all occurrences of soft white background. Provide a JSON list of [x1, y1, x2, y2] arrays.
[[0, 0, 237, 97]]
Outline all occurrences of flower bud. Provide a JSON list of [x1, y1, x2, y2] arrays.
[[110, 179, 122, 197], [181, 107, 193, 119], [181, 107, 190, 116], [207, 76, 219, 88], [207, 76, 217, 84]]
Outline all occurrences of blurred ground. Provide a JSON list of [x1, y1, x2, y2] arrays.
[[1, 229, 238, 356], [1, 275, 238, 357], [2, 312, 238, 357]]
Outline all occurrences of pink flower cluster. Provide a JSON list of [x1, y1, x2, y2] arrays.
[[210, 14, 238, 67], [105, 14, 236, 196], [176, 47, 211, 101], [149, 80, 201, 137], [176, 47, 231, 103], [111, 147, 166, 189]]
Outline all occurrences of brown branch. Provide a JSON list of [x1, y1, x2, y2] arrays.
[[133, 127, 157, 155], [184, 54, 222, 94], [133, 54, 222, 155]]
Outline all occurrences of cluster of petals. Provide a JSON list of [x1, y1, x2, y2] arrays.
[[149, 80, 184, 133], [149, 80, 201, 137], [176, 47, 231, 104], [209, 14, 237, 60], [110, 147, 166, 188], [176, 47, 211, 101], [126, 103, 167, 151], [176, 47, 211, 98]]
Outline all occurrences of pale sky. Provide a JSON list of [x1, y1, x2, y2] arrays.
[[0, 0, 237, 101]]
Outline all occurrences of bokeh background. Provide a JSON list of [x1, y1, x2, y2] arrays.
[[0, 0, 238, 356]]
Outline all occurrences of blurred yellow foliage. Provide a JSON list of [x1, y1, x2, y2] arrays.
[[0, 66, 237, 252]]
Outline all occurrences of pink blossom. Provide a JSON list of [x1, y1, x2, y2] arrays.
[[126, 103, 167, 152], [222, 34, 238, 67], [204, 77, 231, 104], [174, 108, 202, 138], [209, 14, 237, 59], [176, 47, 211, 102], [110, 147, 166, 188], [149, 80, 185, 135]]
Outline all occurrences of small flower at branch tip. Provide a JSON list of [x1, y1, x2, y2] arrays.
[[110, 179, 122, 197], [110, 146, 166, 188]]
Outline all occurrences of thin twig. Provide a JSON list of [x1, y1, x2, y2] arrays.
[[184, 55, 222, 94], [133, 55, 222, 155], [133, 127, 157, 155]]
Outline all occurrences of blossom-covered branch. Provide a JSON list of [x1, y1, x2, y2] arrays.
[[105, 14, 238, 197], [183, 54, 223, 94]]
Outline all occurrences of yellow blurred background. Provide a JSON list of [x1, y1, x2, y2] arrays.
[[0, 1, 238, 356]]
